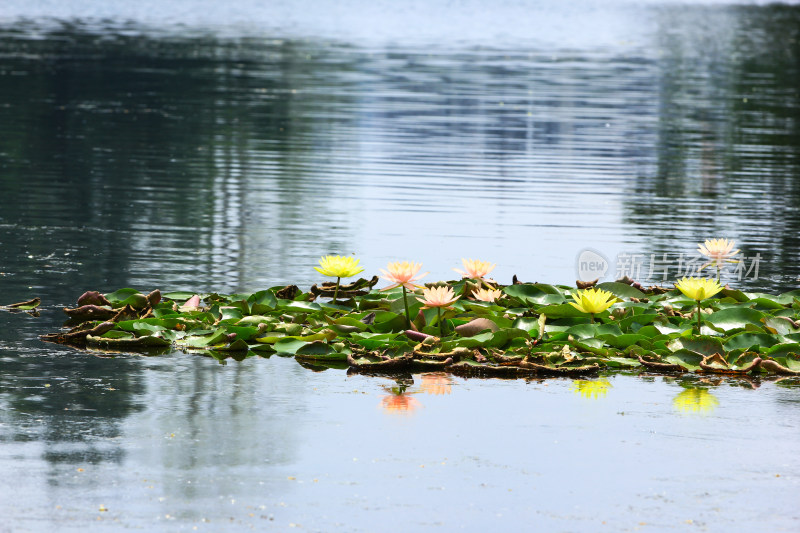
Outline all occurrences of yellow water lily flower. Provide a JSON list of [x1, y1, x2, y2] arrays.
[[675, 277, 723, 333], [673, 388, 719, 415], [454, 258, 496, 280], [472, 287, 503, 303], [379, 261, 428, 291], [675, 277, 723, 301], [314, 255, 364, 304], [698, 238, 740, 270], [569, 288, 617, 315], [314, 255, 364, 279]]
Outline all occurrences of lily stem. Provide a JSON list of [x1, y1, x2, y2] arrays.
[[332, 276, 340, 305], [437, 307, 443, 337], [696, 300, 702, 333], [402, 286, 411, 329]]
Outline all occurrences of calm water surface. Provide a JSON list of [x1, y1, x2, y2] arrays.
[[1, 1, 799, 531]]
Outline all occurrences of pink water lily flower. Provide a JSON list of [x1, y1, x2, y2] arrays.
[[698, 238, 740, 269], [179, 294, 201, 311], [379, 261, 429, 291], [454, 258, 496, 280], [417, 286, 460, 337], [472, 287, 503, 303], [417, 286, 459, 309]]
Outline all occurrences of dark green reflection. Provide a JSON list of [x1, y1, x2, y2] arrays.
[[623, 5, 800, 290], [0, 344, 144, 467], [0, 25, 352, 300]]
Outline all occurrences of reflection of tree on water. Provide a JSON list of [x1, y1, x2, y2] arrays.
[[622, 5, 800, 291], [0, 24, 351, 296], [0, 340, 145, 467], [125, 355, 306, 504]]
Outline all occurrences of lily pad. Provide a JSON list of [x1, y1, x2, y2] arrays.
[[707, 307, 766, 332], [668, 336, 726, 357]]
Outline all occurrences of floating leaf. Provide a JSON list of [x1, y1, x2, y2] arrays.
[[104, 288, 149, 309], [295, 340, 335, 356], [668, 336, 725, 356], [503, 284, 565, 305], [512, 317, 540, 334], [596, 282, 645, 299], [538, 303, 592, 319], [600, 333, 652, 350], [663, 350, 704, 371], [4, 297, 41, 310], [177, 331, 230, 348], [723, 332, 780, 352], [707, 307, 767, 332], [256, 330, 336, 345]]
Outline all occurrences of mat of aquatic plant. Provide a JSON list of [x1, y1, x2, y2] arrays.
[[36, 277, 800, 378]]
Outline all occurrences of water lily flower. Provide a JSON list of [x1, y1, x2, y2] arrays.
[[314, 255, 364, 304], [315, 255, 364, 278], [418, 286, 459, 309], [417, 286, 459, 336], [698, 238, 740, 279], [179, 294, 201, 312], [675, 277, 723, 301], [569, 288, 617, 322], [380, 261, 428, 291], [380, 261, 428, 328], [472, 287, 503, 303], [454, 258, 496, 281], [675, 277, 723, 332]]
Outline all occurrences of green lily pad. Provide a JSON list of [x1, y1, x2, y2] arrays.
[[668, 336, 726, 357], [539, 303, 593, 319], [707, 307, 767, 332], [663, 349, 704, 371], [177, 330, 230, 348], [503, 284, 565, 305], [723, 332, 780, 352], [596, 282, 645, 299], [256, 330, 337, 345], [295, 340, 336, 356]]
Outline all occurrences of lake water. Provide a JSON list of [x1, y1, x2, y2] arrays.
[[1, 1, 799, 531]]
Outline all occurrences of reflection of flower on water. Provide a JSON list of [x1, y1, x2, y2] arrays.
[[381, 391, 422, 414], [571, 378, 612, 399], [673, 388, 719, 414], [419, 373, 453, 395], [379, 379, 422, 414]]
